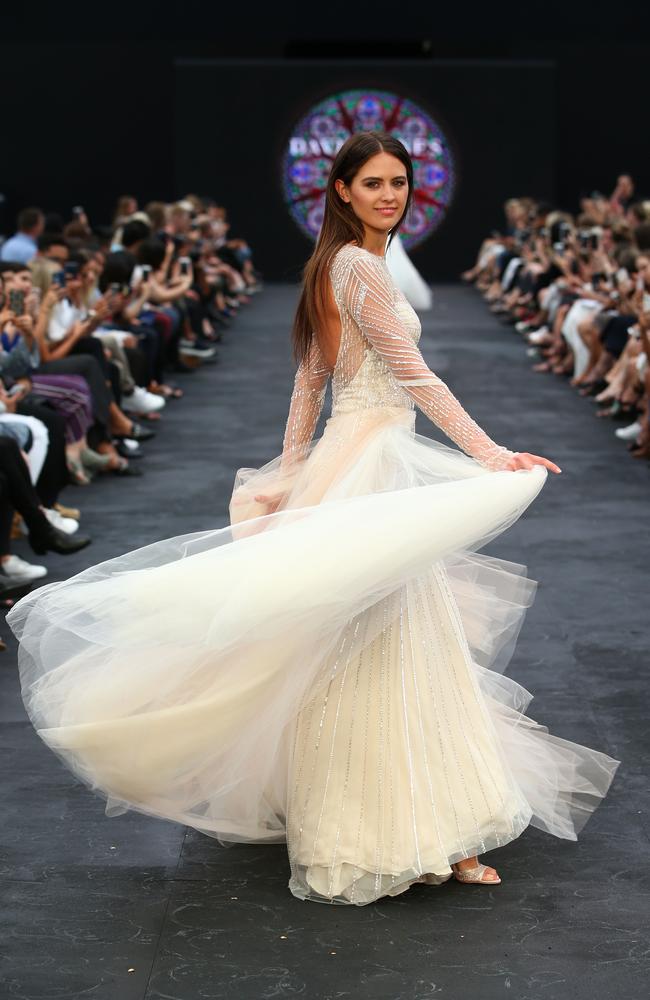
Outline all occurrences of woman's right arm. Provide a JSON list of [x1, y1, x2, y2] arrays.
[[280, 338, 331, 470]]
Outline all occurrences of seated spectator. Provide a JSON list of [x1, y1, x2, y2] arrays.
[[0, 207, 45, 264]]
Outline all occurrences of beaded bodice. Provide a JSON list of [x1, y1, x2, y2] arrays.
[[282, 244, 514, 472], [330, 248, 421, 415]]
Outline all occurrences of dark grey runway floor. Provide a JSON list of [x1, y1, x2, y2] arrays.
[[1, 285, 648, 1000]]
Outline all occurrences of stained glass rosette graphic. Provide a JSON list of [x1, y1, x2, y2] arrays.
[[283, 90, 455, 249]]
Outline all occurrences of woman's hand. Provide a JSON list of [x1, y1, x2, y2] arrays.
[[506, 452, 562, 474], [40, 286, 63, 314], [14, 314, 34, 338], [253, 490, 289, 513], [0, 307, 15, 329]]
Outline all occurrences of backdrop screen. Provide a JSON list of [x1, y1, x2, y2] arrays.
[[174, 59, 555, 281]]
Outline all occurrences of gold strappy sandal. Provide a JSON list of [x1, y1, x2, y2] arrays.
[[451, 861, 501, 885]]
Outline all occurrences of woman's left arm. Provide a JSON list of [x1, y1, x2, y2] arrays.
[[347, 253, 560, 474]]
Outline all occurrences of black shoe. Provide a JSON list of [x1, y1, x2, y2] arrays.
[[115, 440, 145, 459], [111, 459, 143, 476], [29, 522, 92, 556], [115, 423, 156, 443]]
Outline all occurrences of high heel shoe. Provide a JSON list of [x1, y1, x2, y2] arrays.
[[451, 861, 501, 885]]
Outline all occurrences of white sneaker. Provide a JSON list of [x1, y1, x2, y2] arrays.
[[2, 554, 47, 581], [122, 386, 166, 415], [615, 421, 642, 441], [44, 507, 79, 535]]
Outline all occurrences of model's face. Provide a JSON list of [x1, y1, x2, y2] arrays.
[[335, 152, 409, 238]]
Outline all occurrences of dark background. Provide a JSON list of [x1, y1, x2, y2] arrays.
[[175, 59, 555, 279], [2, 4, 649, 278]]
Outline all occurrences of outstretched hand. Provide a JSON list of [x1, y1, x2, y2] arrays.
[[254, 490, 290, 513], [506, 452, 562, 474]]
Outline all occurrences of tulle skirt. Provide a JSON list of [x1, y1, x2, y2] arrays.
[[7, 406, 620, 905]]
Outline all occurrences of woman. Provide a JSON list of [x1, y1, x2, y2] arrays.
[[7, 133, 619, 905]]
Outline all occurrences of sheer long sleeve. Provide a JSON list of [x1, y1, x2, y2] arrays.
[[344, 253, 516, 472], [281, 337, 331, 468]]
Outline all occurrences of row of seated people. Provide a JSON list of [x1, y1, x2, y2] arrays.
[[462, 175, 650, 459], [0, 195, 262, 601]]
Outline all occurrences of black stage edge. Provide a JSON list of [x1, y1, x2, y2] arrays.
[[1, 287, 647, 1000]]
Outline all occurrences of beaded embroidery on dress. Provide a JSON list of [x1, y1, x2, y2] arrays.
[[7, 244, 619, 907]]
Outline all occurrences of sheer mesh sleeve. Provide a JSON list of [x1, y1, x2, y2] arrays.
[[281, 337, 331, 468], [345, 252, 516, 472]]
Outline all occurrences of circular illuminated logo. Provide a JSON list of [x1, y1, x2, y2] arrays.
[[282, 89, 455, 250]]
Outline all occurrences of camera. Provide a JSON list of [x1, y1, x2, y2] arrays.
[[179, 256, 191, 276]]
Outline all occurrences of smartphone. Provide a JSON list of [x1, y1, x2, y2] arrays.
[[8, 289, 25, 314], [636, 275, 645, 293], [64, 262, 80, 279], [616, 267, 629, 285], [643, 292, 650, 312], [72, 206, 85, 217], [51, 271, 66, 289], [140, 265, 152, 280], [7, 382, 24, 397], [109, 282, 122, 294], [179, 256, 191, 275], [589, 232, 599, 251]]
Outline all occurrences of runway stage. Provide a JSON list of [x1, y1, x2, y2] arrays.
[[0, 285, 646, 1000]]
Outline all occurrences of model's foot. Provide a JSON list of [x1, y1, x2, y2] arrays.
[[451, 856, 501, 884]]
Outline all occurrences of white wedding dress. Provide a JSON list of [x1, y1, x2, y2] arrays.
[[8, 244, 619, 906]]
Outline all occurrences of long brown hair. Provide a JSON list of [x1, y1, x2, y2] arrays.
[[291, 131, 414, 363]]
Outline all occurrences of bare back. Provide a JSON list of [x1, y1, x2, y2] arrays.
[[314, 273, 342, 371]]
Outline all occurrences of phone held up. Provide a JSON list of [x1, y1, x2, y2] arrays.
[[8, 289, 25, 315], [64, 262, 80, 280]]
